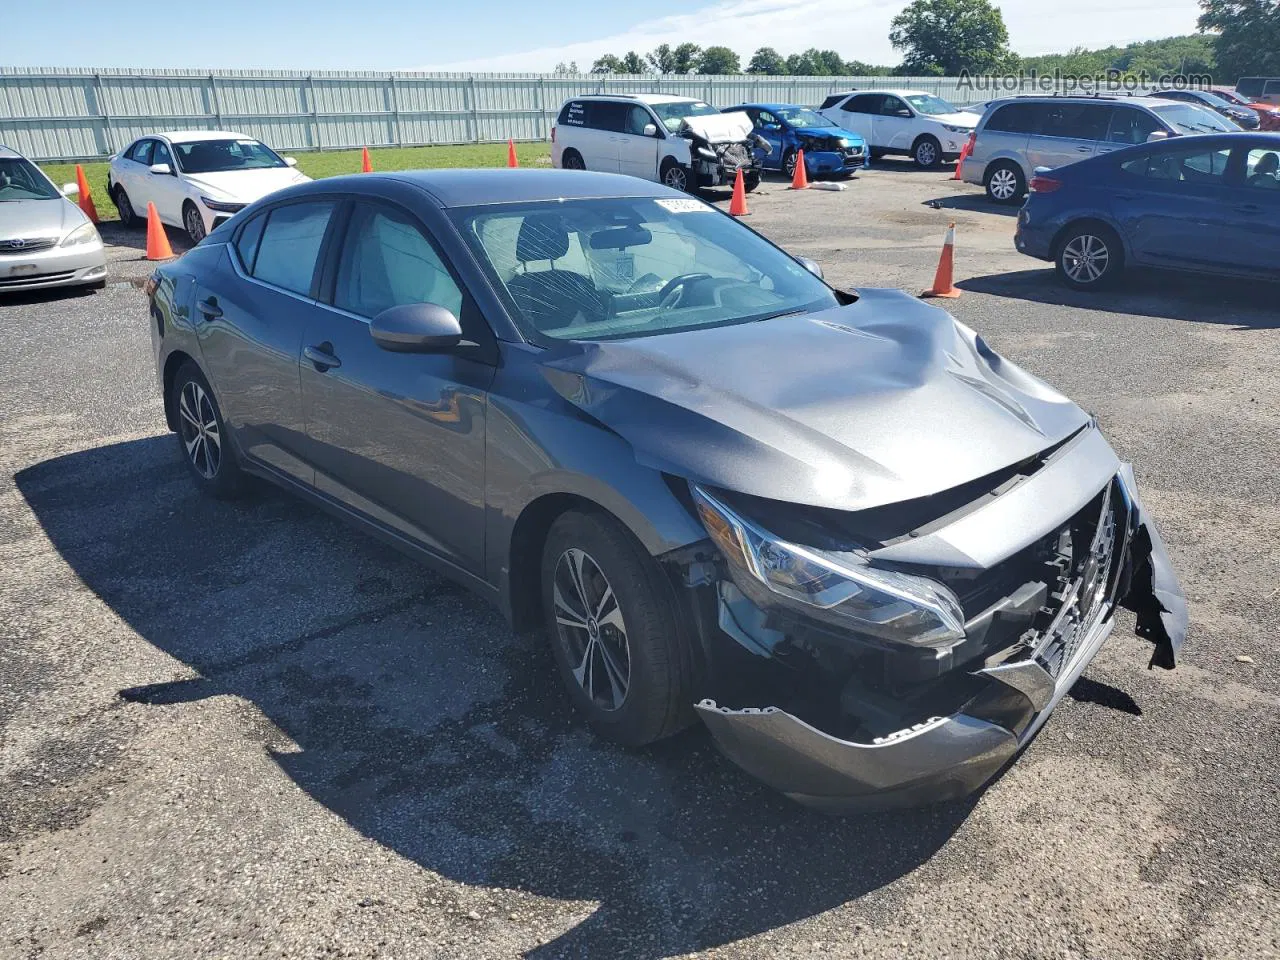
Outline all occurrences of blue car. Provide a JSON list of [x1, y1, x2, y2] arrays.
[[728, 103, 867, 179], [1016, 132, 1280, 289]]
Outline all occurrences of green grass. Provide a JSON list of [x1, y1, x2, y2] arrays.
[[40, 141, 552, 223]]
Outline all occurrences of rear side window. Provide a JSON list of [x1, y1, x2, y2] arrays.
[[985, 102, 1040, 134], [585, 101, 626, 132], [1122, 146, 1232, 185], [234, 213, 267, 272], [250, 201, 335, 296], [819, 94, 847, 110], [1107, 107, 1162, 145], [1236, 78, 1264, 97], [558, 101, 586, 126], [1039, 103, 1111, 141], [845, 94, 881, 114], [128, 140, 153, 165], [1266, 81, 1280, 96]]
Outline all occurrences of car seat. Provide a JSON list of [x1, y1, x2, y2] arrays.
[[505, 214, 606, 333], [1249, 152, 1280, 188]]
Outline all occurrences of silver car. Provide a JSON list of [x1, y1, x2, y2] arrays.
[[0, 145, 107, 293]]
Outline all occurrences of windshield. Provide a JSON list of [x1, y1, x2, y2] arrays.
[[453, 197, 838, 342], [1153, 103, 1238, 134], [1196, 91, 1237, 110], [775, 107, 835, 128], [650, 100, 722, 133], [172, 138, 286, 174], [905, 94, 960, 116], [0, 157, 60, 201]]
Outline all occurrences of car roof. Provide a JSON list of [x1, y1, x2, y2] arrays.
[[832, 89, 933, 99], [732, 103, 806, 111], [565, 93, 698, 105], [983, 95, 1183, 110], [0, 144, 26, 160], [147, 130, 257, 143], [362, 168, 679, 208]]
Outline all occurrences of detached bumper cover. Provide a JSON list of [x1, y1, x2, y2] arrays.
[[695, 465, 1187, 811]]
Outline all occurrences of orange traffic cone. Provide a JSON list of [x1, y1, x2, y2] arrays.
[[75, 164, 99, 223], [952, 140, 971, 181], [507, 138, 519, 168], [789, 149, 810, 189], [729, 168, 750, 216], [921, 222, 960, 298], [145, 202, 175, 261], [361, 147, 373, 173]]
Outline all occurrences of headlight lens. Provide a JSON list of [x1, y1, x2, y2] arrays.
[[943, 124, 970, 134], [199, 195, 245, 213], [60, 221, 101, 247], [691, 485, 966, 649]]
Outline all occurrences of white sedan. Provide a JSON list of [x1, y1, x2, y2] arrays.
[[107, 131, 310, 243]]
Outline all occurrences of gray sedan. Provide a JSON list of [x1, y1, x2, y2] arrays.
[[0, 145, 107, 293], [147, 169, 1187, 811]]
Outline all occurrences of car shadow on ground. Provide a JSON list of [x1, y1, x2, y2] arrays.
[[960, 268, 1280, 329], [923, 194, 1018, 218], [97, 221, 192, 257], [17, 436, 985, 959]]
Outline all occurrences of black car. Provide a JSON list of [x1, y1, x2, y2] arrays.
[[1152, 89, 1258, 129]]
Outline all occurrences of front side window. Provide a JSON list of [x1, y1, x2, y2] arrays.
[[1245, 149, 1280, 190], [622, 105, 655, 136], [1236, 78, 1264, 97], [0, 157, 60, 200], [333, 204, 464, 319], [453, 197, 838, 341], [880, 97, 910, 117], [250, 201, 335, 296], [172, 138, 287, 174], [1107, 108, 1162, 145], [904, 94, 958, 116], [151, 141, 174, 170], [649, 100, 721, 133]]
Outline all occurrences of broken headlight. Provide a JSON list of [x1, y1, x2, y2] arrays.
[[691, 485, 966, 650]]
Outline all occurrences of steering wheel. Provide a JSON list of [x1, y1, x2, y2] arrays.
[[656, 273, 713, 310]]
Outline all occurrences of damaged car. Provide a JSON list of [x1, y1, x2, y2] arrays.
[[552, 93, 767, 193], [147, 168, 1188, 812]]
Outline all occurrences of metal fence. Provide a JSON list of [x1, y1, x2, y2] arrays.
[[0, 67, 1010, 162]]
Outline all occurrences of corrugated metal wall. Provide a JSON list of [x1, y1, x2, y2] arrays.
[[0, 67, 1012, 161]]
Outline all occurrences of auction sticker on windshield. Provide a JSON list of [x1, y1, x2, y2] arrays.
[[656, 198, 712, 214]]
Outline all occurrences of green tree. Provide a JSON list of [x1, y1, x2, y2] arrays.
[[817, 49, 847, 74], [672, 43, 703, 74], [786, 49, 831, 75], [590, 54, 625, 74], [747, 47, 788, 74], [647, 44, 676, 73], [889, 0, 1014, 74], [620, 51, 647, 73], [552, 60, 579, 74], [698, 46, 741, 74], [1199, 0, 1280, 79]]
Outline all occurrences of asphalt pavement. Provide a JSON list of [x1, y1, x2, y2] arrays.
[[1, 164, 1277, 960]]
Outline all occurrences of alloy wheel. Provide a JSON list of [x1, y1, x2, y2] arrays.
[[989, 168, 1019, 201], [185, 206, 206, 243], [663, 166, 688, 191], [916, 140, 937, 166], [552, 547, 631, 712], [783, 152, 797, 178], [1061, 234, 1111, 284], [178, 380, 221, 480]]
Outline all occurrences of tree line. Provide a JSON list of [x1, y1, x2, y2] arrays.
[[554, 0, 1278, 82]]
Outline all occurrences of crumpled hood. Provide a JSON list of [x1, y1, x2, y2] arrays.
[[182, 167, 310, 204], [793, 125, 865, 144], [539, 289, 1090, 512], [0, 197, 88, 239], [682, 112, 754, 143]]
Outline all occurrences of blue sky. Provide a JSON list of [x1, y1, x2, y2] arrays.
[[1, 0, 1203, 72]]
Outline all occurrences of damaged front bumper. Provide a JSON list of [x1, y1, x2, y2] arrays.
[[690, 462, 1187, 812]]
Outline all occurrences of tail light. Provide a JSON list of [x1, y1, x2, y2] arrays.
[[965, 131, 976, 151], [551, 126, 556, 144], [1029, 175, 1061, 194]]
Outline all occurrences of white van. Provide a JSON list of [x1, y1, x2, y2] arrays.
[[817, 89, 981, 168], [551, 94, 765, 192]]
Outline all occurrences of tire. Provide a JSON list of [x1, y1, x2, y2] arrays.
[[183, 201, 207, 245], [743, 170, 761, 192], [561, 149, 585, 171], [782, 149, 798, 180], [913, 135, 942, 169], [540, 508, 693, 746], [985, 161, 1025, 205], [114, 186, 138, 227], [171, 362, 246, 499], [660, 158, 691, 193], [1054, 223, 1124, 291]]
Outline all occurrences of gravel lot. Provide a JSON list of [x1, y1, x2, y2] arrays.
[[2, 162, 1277, 960]]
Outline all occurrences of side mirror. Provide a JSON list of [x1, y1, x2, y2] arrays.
[[642, 123, 658, 137], [1146, 130, 1170, 142], [897, 108, 912, 118], [283, 156, 298, 167], [796, 256, 824, 280], [149, 163, 173, 176], [370, 302, 463, 353], [61, 183, 78, 196]]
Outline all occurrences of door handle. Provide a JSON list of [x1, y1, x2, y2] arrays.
[[196, 297, 222, 319], [1077, 146, 1093, 153], [304, 343, 341, 371]]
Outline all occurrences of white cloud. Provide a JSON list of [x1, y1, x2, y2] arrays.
[[420, 0, 1203, 72]]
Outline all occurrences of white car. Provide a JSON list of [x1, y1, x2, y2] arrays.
[[551, 94, 765, 192], [107, 131, 311, 243], [817, 90, 982, 168]]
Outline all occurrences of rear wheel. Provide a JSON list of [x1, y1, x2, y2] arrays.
[[171, 363, 246, 498], [985, 161, 1025, 204], [561, 149, 585, 170], [540, 509, 693, 746], [1055, 223, 1124, 291], [113, 186, 138, 227]]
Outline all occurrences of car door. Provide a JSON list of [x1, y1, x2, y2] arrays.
[[752, 109, 786, 169], [298, 199, 495, 575], [1097, 106, 1162, 157], [617, 104, 661, 181], [118, 139, 154, 204], [581, 101, 624, 173], [1233, 147, 1280, 271], [873, 95, 917, 152], [194, 199, 338, 486], [832, 94, 878, 145], [146, 139, 187, 225], [1110, 142, 1241, 270], [1026, 103, 1111, 170]]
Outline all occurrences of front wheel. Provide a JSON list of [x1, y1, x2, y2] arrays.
[[1055, 224, 1124, 291], [913, 136, 942, 169], [183, 202, 207, 244], [171, 363, 246, 498], [782, 149, 798, 179], [743, 170, 761, 192], [541, 509, 693, 746], [660, 159, 691, 193]]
